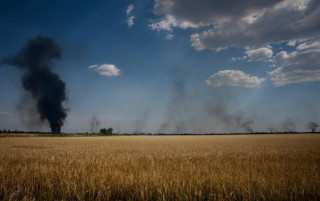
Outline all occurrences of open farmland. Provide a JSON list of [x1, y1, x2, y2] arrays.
[[0, 134, 319, 201]]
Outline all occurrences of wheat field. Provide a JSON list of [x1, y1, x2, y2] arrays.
[[0, 134, 319, 201]]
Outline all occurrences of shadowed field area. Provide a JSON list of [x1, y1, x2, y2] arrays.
[[0, 134, 319, 200]]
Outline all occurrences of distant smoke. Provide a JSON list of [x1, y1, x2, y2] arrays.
[[206, 102, 255, 133], [134, 110, 150, 134], [158, 76, 187, 133], [307, 121, 319, 133], [237, 118, 254, 133], [267, 125, 277, 133], [90, 115, 100, 133], [158, 70, 256, 134], [282, 119, 296, 132], [1, 36, 67, 133]]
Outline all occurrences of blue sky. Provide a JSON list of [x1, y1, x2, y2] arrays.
[[1, 0, 320, 133]]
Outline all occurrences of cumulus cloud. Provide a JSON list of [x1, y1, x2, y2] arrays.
[[245, 47, 273, 61], [152, 0, 282, 30], [206, 70, 265, 88], [89, 64, 120, 76], [269, 38, 320, 86], [191, 0, 320, 51], [127, 16, 135, 27], [151, 0, 320, 86], [151, 0, 320, 50], [232, 47, 273, 61], [126, 4, 134, 15], [149, 16, 177, 39], [149, 16, 174, 32], [296, 39, 320, 51]]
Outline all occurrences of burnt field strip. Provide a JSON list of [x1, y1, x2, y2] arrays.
[[0, 134, 319, 200]]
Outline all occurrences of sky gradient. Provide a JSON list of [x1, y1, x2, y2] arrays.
[[1, 0, 320, 133]]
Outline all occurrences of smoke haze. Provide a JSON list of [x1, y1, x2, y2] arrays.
[[90, 115, 100, 133]]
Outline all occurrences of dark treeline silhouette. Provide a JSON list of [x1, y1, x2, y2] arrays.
[[1, 129, 319, 136], [0, 129, 51, 134]]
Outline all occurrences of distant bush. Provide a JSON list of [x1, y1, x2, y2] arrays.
[[99, 128, 113, 135]]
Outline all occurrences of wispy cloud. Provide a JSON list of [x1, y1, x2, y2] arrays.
[[127, 16, 135, 28], [126, 4, 134, 15], [126, 4, 135, 28], [0, 111, 14, 116]]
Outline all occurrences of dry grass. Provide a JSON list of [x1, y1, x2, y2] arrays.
[[0, 134, 319, 201]]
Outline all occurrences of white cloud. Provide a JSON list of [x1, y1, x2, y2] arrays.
[[296, 39, 320, 52], [287, 40, 297, 46], [149, 15, 201, 32], [126, 4, 135, 28], [149, 15, 199, 38], [127, 16, 135, 28], [153, 0, 280, 29], [245, 47, 273, 61], [269, 38, 320, 86], [205, 70, 265, 88], [231, 47, 272, 61], [149, 16, 174, 32], [151, 0, 320, 87], [126, 4, 134, 15], [89, 64, 120, 76]]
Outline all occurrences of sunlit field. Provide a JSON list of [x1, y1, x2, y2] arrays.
[[0, 134, 319, 200]]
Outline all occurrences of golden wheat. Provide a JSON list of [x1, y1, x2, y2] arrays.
[[0, 134, 319, 200]]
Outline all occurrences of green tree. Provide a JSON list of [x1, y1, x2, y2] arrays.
[[100, 127, 113, 135]]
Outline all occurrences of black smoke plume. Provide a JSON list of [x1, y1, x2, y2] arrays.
[[307, 121, 319, 133], [1, 36, 67, 133], [90, 115, 100, 133]]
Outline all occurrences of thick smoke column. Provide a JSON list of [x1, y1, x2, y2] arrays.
[[307, 121, 319, 133], [2, 36, 67, 133]]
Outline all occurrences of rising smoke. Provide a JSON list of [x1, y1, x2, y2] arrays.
[[158, 75, 188, 133], [282, 119, 296, 132], [237, 117, 254, 133], [90, 115, 100, 133], [1, 36, 67, 133], [205, 101, 255, 133], [307, 121, 319, 133], [158, 70, 256, 134], [134, 110, 150, 134], [157, 68, 320, 134]]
